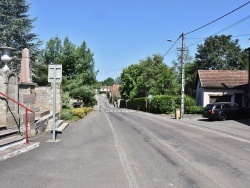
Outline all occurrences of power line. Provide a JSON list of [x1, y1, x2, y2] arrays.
[[185, 1, 250, 35], [98, 68, 123, 74], [186, 14, 250, 48]]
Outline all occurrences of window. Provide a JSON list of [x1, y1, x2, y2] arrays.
[[215, 105, 221, 109], [223, 104, 231, 108]]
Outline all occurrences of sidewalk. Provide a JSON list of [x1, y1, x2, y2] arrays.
[[167, 113, 250, 141], [0, 109, 130, 188]]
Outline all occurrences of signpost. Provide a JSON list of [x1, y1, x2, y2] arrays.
[[48, 64, 62, 141]]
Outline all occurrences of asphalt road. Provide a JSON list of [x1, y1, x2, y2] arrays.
[[0, 95, 249, 188]]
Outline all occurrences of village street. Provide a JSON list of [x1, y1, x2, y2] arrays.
[[0, 95, 250, 188]]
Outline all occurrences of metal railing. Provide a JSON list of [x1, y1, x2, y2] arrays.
[[0, 92, 34, 144]]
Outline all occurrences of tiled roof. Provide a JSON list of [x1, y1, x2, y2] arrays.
[[198, 70, 248, 88], [111, 85, 121, 98]]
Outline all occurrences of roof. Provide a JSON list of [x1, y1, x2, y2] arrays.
[[198, 70, 248, 89], [110, 85, 121, 98]]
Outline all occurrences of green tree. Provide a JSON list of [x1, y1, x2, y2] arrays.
[[119, 54, 178, 99], [0, 0, 41, 72], [172, 48, 196, 98], [137, 54, 177, 97], [103, 77, 114, 86], [195, 35, 248, 70], [37, 36, 97, 106], [33, 36, 62, 85], [119, 63, 142, 99]]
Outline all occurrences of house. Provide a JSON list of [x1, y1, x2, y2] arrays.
[[196, 70, 248, 107], [100, 86, 112, 92], [110, 85, 121, 99]]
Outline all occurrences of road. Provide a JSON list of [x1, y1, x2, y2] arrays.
[[98, 95, 250, 187], [0, 94, 250, 188]]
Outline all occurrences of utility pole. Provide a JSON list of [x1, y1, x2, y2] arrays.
[[246, 47, 250, 107], [180, 33, 185, 118]]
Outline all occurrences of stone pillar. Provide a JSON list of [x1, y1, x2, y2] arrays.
[[20, 48, 30, 83]]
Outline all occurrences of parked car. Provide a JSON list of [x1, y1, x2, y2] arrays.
[[72, 102, 80, 108], [202, 102, 240, 121]]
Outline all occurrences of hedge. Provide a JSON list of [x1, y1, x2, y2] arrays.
[[120, 95, 203, 114]]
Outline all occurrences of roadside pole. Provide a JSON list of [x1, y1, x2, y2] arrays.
[[48, 64, 62, 141]]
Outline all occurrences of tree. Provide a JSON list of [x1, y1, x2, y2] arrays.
[[119, 64, 142, 99], [37, 36, 98, 106], [136, 54, 177, 97], [114, 76, 121, 85], [195, 35, 248, 70], [103, 77, 114, 86], [33, 36, 62, 85], [119, 54, 178, 99], [172, 48, 196, 98], [0, 0, 41, 72]]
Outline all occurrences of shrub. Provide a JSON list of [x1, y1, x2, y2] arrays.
[[131, 98, 148, 112], [150, 95, 175, 114], [61, 109, 73, 120], [71, 107, 93, 118]]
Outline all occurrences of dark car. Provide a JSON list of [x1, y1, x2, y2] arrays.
[[202, 102, 239, 121], [72, 102, 80, 108]]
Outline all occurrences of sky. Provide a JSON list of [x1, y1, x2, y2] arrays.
[[27, 0, 250, 81]]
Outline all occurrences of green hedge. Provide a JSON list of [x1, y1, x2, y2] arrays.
[[130, 98, 149, 112], [120, 95, 203, 114], [150, 95, 175, 114]]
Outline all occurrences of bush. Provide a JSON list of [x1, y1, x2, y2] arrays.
[[61, 109, 73, 120], [71, 107, 93, 118], [150, 95, 175, 114], [131, 98, 148, 112], [120, 94, 203, 114]]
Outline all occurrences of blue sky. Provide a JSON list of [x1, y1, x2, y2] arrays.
[[27, 0, 250, 81]]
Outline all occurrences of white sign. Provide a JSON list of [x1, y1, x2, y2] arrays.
[[48, 64, 62, 83]]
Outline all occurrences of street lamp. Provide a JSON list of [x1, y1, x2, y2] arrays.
[[0, 46, 15, 71], [167, 34, 185, 118]]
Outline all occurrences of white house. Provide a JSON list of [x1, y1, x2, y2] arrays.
[[196, 70, 248, 107]]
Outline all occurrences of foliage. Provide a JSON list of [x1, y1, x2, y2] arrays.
[[172, 48, 195, 98], [119, 63, 142, 99], [71, 107, 93, 118], [174, 95, 203, 114], [130, 98, 148, 112], [102, 77, 114, 86], [61, 109, 73, 120], [62, 91, 71, 108], [195, 35, 248, 70], [36, 36, 98, 106], [150, 95, 176, 114], [69, 85, 97, 107], [121, 95, 203, 114], [119, 54, 178, 99], [0, 0, 42, 73]]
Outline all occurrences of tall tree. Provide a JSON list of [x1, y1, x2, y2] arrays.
[[119, 64, 142, 99], [137, 54, 177, 97], [103, 77, 114, 86], [119, 54, 178, 99], [0, 0, 41, 72], [195, 35, 248, 70]]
